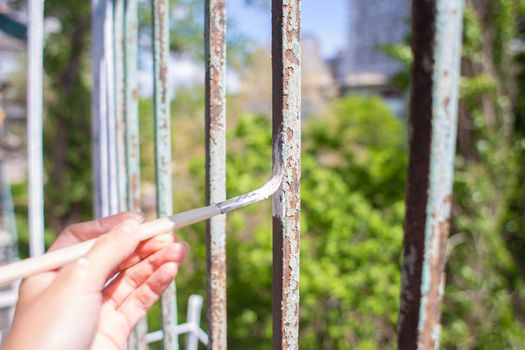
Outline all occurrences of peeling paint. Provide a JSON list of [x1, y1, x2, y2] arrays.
[[152, 0, 178, 348], [122, 0, 148, 347], [272, 1, 301, 349], [204, 1, 227, 349], [397, 1, 463, 349]]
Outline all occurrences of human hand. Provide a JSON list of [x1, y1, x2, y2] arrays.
[[3, 211, 187, 350]]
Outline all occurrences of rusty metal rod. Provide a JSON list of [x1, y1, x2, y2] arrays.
[[123, 0, 147, 347], [124, 0, 141, 212], [150, 0, 177, 347], [204, 0, 227, 347], [397, 0, 464, 349], [272, 0, 301, 349], [0, 134, 283, 288]]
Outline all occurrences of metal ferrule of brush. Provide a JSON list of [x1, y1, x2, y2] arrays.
[[215, 131, 284, 214]]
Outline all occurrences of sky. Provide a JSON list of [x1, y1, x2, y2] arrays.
[[227, 0, 347, 58], [137, 0, 347, 96]]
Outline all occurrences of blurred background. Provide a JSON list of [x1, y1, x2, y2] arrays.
[[1, 0, 525, 348]]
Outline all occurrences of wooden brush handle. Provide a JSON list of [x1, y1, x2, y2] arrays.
[[0, 205, 221, 286]]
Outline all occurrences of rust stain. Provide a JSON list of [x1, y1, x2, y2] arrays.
[[397, 0, 436, 347], [420, 220, 449, 349], [205, 1, 227, 349], [286, 127, 294, 142], [272, 0, 301, 349]]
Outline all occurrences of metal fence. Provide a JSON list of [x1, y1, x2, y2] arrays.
[[4, 0, 466, 349], [398, 1, 464, 349]]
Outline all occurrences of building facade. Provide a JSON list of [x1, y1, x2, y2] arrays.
[[339, 0, 410, 91]]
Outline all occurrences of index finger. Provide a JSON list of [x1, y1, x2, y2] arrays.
[[49, 212, 144, 252]]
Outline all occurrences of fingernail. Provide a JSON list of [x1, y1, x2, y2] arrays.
[[181, 242, 190, 256], [178, 243, 189, 263], [132, 211, 145, 223]]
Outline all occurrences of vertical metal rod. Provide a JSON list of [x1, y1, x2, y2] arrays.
[[185, 295, 204, 350], [114, 0, 128, 213], [27, 0, 45, 256], [0, 162, 17, 340], [124, 0, 148, 347], [204, 0, 227, 349], [124, 0, 141, 212], [152, 0, 178, 348], [397, 1, 464, 349], [92, 0, 110, 218], [0, 162, 17, 249], [271, 1, 301, 349], [105, 0, 118, 215]]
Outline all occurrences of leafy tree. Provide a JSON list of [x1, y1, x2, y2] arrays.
[[27, 0, 252, 234], [380, 1, 525, 346], [10, 0, 525, 348], [175, 96, 407, 349], [440, 1, 525, 348]]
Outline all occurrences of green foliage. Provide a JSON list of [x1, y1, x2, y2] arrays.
[[380, 44, 412, 66], [380, 2, 525, 346], [138, 0, 252, 68], [306, 97, 407, 208], [440, 1, 525, 348], [498, 5, 525, 338], [42, 0, 94, 230], [9, 0, 525, 348], [302, 97, 406, 349], [143, 95, 406, 349], [178, 97, 407, 349]]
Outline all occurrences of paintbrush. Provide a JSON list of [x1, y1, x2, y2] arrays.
[[0, 133, 283, 286]]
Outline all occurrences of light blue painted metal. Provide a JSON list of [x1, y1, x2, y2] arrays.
[[152, 0, 178, 348], [113, 0, 128, 213], [204, 0, 227, 348], [105, 0, 119, 215], [92, 0, 103, 218], [92, 0, 110, 218], [0, 161, 17, 260], [271, 0, 301, 349], [0, 161, 17, 343], [145, 295, 208, 347], [185, 295, 207, 350], [397, 0, 464, 349], [124, 0, 141, 212], [0, 13, 27, 41], [152, 0, 172, 245], [27, 0, 45, 256], [419, 1, 464, 347], [123, 0, 148, 347]]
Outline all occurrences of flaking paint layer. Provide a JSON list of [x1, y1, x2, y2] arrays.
[[272, 1, 301, 349], [205, 1, 228, 349]]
